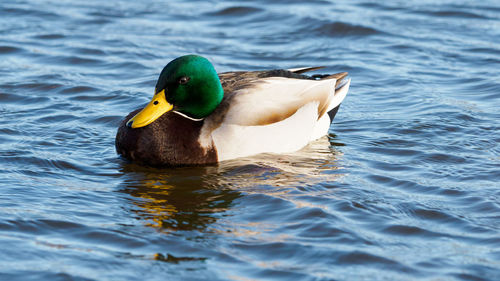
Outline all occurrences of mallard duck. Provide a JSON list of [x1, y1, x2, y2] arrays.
[[116, 55, 350, 166]]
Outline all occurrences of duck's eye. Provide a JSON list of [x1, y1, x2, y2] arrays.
[[178, 76, 190, 85]]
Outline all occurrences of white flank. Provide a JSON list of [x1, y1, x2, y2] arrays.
[[212, 102, 319, 161], [311, 114, 331, 141]]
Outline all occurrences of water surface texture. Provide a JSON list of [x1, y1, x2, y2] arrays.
[[1, 0, 499, 280]]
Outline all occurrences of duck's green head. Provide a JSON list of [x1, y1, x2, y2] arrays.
[[127, 55, 223, 128]]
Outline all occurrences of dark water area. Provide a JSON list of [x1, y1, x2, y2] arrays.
[[1, 0, 499, 280]]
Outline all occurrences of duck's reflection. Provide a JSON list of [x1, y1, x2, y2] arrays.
[[118, 137, 344, 233], [119, 164, 242, 232]]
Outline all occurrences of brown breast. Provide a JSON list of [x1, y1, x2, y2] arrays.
[[115, 109, 218, 166]]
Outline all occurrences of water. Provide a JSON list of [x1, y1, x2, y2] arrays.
[[1, 0, 499, 280]]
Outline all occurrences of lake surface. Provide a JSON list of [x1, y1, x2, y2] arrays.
[[1, 0, 499, 280]]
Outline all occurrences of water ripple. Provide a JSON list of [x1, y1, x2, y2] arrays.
[[205, 6, 264, 17], [313, 21, 384, 37]]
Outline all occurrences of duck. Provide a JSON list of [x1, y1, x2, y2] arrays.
[[116, 55, 350, 166]]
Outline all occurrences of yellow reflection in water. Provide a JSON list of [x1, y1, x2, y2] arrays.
[[131, 179, 177, 228], [120, 164, 241, 232]]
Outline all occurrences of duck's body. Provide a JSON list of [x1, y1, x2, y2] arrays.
[[116, 55, 350, 166]]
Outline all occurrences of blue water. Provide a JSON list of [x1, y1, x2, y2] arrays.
[[1, 0, 499, 280]]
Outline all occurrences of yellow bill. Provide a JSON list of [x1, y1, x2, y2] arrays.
[[126, 89, 173, 128]]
